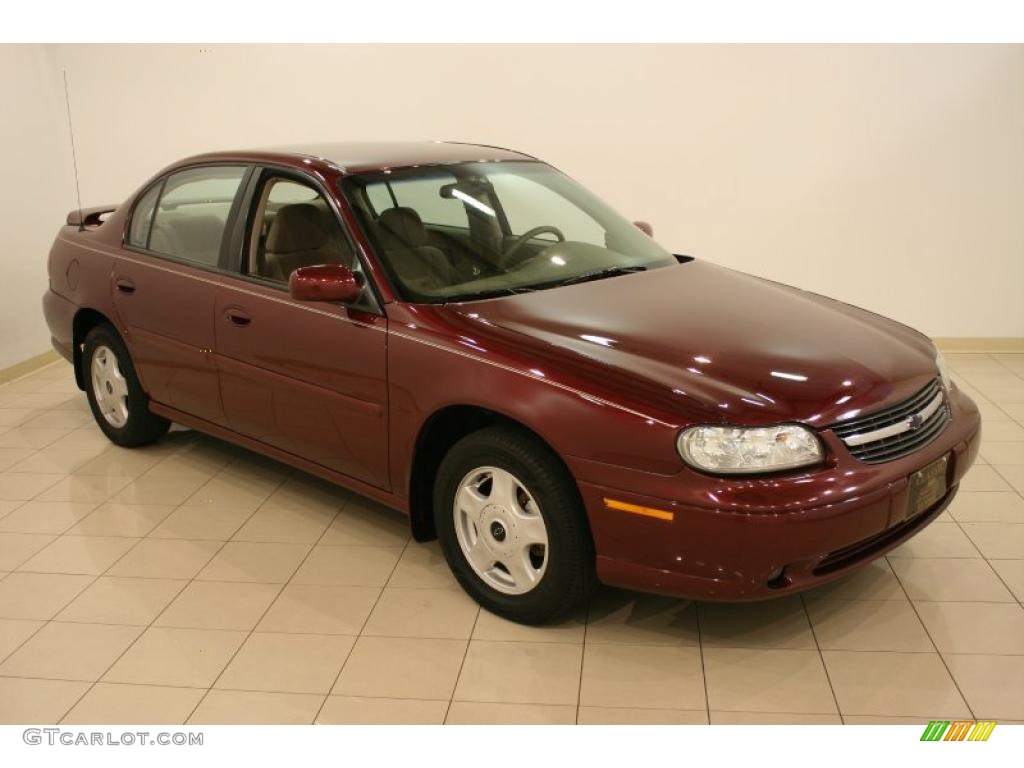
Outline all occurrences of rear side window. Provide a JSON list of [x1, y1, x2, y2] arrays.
[[127, 183, 161, 248], [147, 166, 246, 268]]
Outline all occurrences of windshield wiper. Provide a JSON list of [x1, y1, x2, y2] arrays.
[[443, 265, 648, 303], [556, 265, 648, 287], [443, 285, 539, 303]]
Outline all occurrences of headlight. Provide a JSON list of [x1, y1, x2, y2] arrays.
[[935, 350, 952, 391], [677, 424, 824, 474]]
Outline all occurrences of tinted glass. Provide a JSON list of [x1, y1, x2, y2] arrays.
[[366, 173, 468, 229], [247, 177, 358, 285], [491, 173, 603, 242], [127, 183, 161, 248], [148, 166, 246, 267], [340, 161, 676, 303]]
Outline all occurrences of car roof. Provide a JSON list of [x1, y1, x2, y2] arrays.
[[180, 141, 537, 175]]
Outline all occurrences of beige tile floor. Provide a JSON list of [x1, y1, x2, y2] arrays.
[[0, 353, 1022, 725]]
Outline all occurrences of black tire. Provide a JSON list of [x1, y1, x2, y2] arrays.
[[82, 324, 170, 447], [434, 425, 595, 624]]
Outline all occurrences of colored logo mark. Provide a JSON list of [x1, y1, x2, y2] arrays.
[[920, 720, 997, 741]]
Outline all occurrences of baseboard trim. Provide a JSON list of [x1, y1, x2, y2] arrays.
[[933, 338, 1024, 353], [0, 350, 61, 386]]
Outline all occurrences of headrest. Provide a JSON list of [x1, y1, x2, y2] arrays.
[[266, 203, 329, 253], [377, 206, 429, 249]]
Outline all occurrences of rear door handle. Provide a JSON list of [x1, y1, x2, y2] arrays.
[[224, 308, 251, 327], [114, 278, 136, 294]]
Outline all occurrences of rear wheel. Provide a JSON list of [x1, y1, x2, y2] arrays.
[[83, 324, 170, 447], [434, 426, 595, 624]]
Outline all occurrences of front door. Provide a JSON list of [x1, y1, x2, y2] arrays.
[[214, 171, 389, 489]]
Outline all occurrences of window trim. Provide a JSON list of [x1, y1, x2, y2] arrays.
[[121, 162, 254, 275], [227, 164, 384, 316]]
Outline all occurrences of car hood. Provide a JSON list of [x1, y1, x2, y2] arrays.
[[446, 260, 938, 426]]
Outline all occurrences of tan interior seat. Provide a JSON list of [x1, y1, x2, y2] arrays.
[[310, 198, 355, 265], [264, 203, 347, 282], [376, 207, 456, 291], [149, 213, 225, 266]]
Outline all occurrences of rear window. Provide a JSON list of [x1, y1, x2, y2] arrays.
[[144, 166, 246, 268], [127, 183, 161, 248]]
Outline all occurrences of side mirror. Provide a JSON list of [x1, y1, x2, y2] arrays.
[[289, 264, 361, 303], [633, 221, 653, 237]]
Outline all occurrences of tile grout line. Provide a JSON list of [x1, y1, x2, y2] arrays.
[[990, 354, 1024, 386], [0, 575, 98, 673], [573, 593, 592, 725], [441, 598, 480, 725], [952, 402, 1024, 610], [46, 453, 247, 720], [694, 602, 711, 725], [947, 505, 1024, 611], [885, 554, 976, 720], [0, 418, 135, 676], [312, 520, 413, 726], [798, 593, 844, 724], [989, 463, 1024, 498], [171, 468, 311, 725], [932, 353, 1024, 695], [52, 446, 295, 724], [2, 669, 935, 720]]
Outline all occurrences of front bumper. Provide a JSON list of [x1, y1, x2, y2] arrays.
[[571, 386, 981, 600]]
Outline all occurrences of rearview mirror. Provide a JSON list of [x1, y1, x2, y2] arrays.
[[289, 264, 361, 303], [633, 221, 653, 237], [439, 179, 494, 199]]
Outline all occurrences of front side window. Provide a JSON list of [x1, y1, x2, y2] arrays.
[[340, 161, 677, 303], [246, 176, 358, 284], [147, 166, 246, 268]]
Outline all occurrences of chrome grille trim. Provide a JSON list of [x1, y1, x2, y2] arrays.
[[841, 389, 944, 447], [831, 379, 950, 464]]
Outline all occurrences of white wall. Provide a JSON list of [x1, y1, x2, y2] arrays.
[[4, 45, 1023, 369], [0, 45, 77, 369]]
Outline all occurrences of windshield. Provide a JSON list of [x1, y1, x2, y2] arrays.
[[339, 161, 679, 303]]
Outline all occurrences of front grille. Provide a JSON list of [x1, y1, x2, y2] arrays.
[[831, 379, 950, 463]]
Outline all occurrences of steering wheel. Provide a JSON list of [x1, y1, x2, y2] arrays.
[[500, 225, 566, 269]]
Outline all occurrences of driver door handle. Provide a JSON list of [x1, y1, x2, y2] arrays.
[[224, 309, 251, 327]]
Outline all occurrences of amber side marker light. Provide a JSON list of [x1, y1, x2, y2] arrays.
[[603, 498, 675, 522]]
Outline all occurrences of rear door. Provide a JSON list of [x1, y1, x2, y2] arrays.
[[213, 167, 390, 489], [114, 164, 250, 427]]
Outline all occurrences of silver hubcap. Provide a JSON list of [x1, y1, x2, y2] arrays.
[[91, 345, 129, 428], [453, 466, 549, 595]]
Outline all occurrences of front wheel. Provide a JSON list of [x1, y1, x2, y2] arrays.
[[83, 324, 170, 447], [434, 426, 595, 624]]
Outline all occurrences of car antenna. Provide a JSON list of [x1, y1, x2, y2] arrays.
[[62, 69, 85, 232]]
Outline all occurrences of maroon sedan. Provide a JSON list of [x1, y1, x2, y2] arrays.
[[43, 142, 980, 623]]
